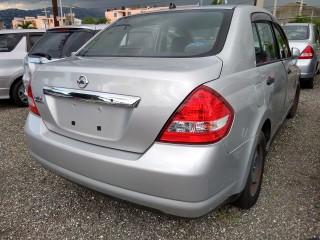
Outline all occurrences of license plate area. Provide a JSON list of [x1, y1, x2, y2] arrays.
[[45, 96, 134, 141]]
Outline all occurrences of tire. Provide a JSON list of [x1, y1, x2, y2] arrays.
[[233, 131, 266, 209], [305, 76, 314, 89], [287, 84, 300, 119], [11, 79, 28, 107]]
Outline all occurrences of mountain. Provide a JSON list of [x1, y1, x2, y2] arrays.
[[0, 7, 106, 29]]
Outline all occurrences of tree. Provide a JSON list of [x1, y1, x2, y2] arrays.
[[82, 16, 110, 24], [16, 21, 35, 29], [212, 0, 225, 4], [290, 16, 320, 29]]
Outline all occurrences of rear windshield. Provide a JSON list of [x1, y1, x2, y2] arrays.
[[78, 9, 233, 58], [282, 25, 309, 40], [0, 33, 24, 52], [29, 29, 95, 58]]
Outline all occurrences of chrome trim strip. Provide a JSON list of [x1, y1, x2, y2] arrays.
[[43, 86, 141, 108]]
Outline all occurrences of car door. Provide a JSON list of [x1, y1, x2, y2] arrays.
[[273, 23, 300, 118], [312, 25, 320, 67], [252, 20, 287, 134]]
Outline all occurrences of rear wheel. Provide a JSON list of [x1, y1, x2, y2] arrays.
[[287, 84, 300, 119], [11, 79, 28, 107], [233, 131, 266, 209], [305, 76, 314, 89]]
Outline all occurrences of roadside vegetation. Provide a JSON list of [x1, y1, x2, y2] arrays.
[[290, 16, 320, 29], [82, 16, 110, 24]]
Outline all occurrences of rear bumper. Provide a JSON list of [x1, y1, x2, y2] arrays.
[[25, 113, 252, 217], [297, 58, 317, 79]]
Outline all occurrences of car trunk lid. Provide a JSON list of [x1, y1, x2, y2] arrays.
[[31, 56, 222, 153]]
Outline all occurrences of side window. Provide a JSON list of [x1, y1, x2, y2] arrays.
[[0, 33, 24, 52], [252, 23, 266, 64], [254, 22, 278, 64], [273, 25, 291, 59], [27, 34, 43, 51], [314, 27, 319, 44]]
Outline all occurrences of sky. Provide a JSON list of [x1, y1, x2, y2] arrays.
[[0, 0, 320, 10]]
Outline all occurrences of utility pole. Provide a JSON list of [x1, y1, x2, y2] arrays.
[[299, 0, 304, 16], [273, 0, 278, 17], [59, 0, 63, 25], [67, 6, 75, 25], [51, 0, 59, 26]]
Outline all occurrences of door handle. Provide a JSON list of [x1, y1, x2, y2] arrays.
[[267, 76, 275, 85]]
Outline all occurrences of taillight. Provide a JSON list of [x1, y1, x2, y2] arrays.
[[27, 81, 40, 116], [299, 45, 314, 59], [157, 85, 234, 144]]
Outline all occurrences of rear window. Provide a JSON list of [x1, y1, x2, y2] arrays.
[[282, 25, 309, 40], [0, 33, 24, 52], [78, 9, 233, 58], [29, 29, 95, 58]]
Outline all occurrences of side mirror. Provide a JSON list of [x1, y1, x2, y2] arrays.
[[291, 47, 300, 65]]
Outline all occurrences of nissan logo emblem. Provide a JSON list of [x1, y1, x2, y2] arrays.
[[77, 75, 89, 89]]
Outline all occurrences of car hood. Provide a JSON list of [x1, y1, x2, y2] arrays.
[[31, 56, 223, 153]]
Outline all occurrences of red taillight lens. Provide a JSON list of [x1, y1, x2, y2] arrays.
[[27, 81, 40, 116], [299, 45, 314, 59], [157, 86, 234, 144]]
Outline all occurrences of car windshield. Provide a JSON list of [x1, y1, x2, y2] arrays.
[[282, 25, 309, 40], [0, 33, 24, 52], [29, 29, 95, 58], [78, 9, 232, 58]]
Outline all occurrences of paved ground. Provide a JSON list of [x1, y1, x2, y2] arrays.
[[0, 78, 320, 239]]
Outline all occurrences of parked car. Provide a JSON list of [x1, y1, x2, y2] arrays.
[[23, 25, 108, 90], [25, 5, 301, 217], [282, 23, 320, 88], [0, 29, 44, 106]]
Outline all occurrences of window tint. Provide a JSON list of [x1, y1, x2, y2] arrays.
[[274, 25, 290, 59], [252, 23, 265, 64], [0, 33, 24, 52], [27, 34, 43, 51], [29, 30, 94, 58], [314, 27, 319, 43], [282, 25, 309, 40], [79, 10, 233, 58], [253, 22, 278, 64]]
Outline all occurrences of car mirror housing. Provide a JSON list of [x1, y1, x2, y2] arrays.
[[291, 47, 300, 59], [291, 47, 300, 65]]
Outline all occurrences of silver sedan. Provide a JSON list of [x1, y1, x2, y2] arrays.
[[25, 5, 301, 217], [282, 23, 320, 88]]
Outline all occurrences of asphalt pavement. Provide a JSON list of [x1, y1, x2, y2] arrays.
[[0, 77, 319, 239]]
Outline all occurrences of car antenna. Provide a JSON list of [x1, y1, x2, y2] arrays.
[[169, 3, 176, 9]]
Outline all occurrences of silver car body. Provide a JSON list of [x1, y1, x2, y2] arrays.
[[25, 6, 300, 217], [0, 29, 44, 103], [23, 24, 108, 89], [282, 23, 320, 86]]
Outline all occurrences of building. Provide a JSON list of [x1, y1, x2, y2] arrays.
[[275, 3, 320, 23], [105, 6, 169, 23], [12, 15, 82, 29], [256, 0, 265, 8]]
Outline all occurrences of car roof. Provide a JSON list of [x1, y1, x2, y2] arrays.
[[47, 24, 108, 32], [0, 29, 45, 34], [282, 23, 312, 27], [119, 5, 273, 20]]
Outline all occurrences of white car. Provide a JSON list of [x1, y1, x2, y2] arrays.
[[0, 29, 44, 106], [23, 25, 108, 90]]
